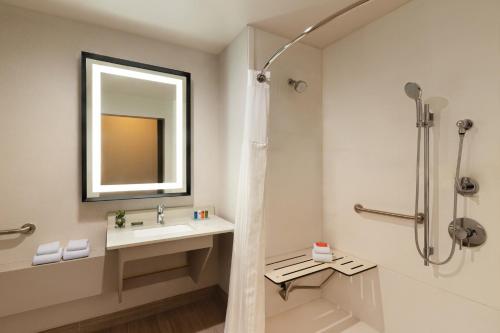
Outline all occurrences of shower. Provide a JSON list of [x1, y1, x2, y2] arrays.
[[404, 82, 423, 126], [405, 82, 486, 266], [288, 78, 308, 93], [247, 0, 487, 268]]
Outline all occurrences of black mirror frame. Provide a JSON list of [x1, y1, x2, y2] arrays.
[[81, 52, 191, 202]]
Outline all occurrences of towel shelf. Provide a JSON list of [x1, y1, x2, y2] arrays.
[[0, 223, 36, 236], [354, 204, 424, 224]]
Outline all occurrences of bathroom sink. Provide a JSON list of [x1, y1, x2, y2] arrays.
[[133, 224, 193, 238], [106, 207, 234, 250]]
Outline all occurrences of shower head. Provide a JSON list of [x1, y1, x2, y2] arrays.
[[404, 82, 422, 101], [288, 78, 308, 93], [456, 119, 473, 135], [405, 82, 424, 126]]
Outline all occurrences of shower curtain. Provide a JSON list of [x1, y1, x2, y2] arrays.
[[225, 70, 270, 333]]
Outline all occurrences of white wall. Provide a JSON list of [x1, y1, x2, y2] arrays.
[[322, 0, 500, 331], [253, 28, 323, 259], [0, 4, 223, 331], [216, 26, 324, 315], [251, 28, 325, 317], [216, 27, 251, 292], [217, 28, 250, 223]]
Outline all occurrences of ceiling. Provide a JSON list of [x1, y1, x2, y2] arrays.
[[0, 0, 410, 54], [254, 0, 410, 49]]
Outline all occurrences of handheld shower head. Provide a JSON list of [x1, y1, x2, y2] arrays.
[[404, 82, 422, 101], [405, 82, 424, 126]]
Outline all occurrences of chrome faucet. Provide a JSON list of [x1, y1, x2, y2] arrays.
[[157, 204, 166, 224]]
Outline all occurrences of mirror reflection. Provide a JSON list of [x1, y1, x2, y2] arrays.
[[101, 115, 163, 185]]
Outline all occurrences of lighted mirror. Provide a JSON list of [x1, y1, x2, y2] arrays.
[[82, 52, 190, 201]]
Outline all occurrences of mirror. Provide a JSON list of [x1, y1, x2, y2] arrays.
[[82, 52, 190, 201]]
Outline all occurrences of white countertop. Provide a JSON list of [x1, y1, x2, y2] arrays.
[[106, 214, 234, 250]]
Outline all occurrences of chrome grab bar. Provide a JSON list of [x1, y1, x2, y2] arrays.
[[0, 223, 36, 235], [354, 204, 424, 224]]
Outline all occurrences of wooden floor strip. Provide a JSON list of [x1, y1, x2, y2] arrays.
[[42, 286, 227, 333]]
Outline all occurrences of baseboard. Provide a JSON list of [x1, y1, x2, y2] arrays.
[[42, 285, 227, 333]]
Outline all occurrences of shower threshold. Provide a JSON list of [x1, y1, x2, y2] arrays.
[[266, 298, 379, 333]]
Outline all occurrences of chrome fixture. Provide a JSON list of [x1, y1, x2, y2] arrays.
[[256, 0, 372, 83], [448, 218, 486, 248], [354, 204, 424, 224], [406, 83, 485, 266], [288, 79, 308, 93], [0, 223, 36, 235], [456, 177, 479, 196], [456, 119, 473, 134], [405, 82, 433, 265], [157, 204, 166, 224]]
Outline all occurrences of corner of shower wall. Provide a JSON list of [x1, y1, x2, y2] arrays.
[[249, 27, 325, 317], [251, 27, 324, 259], [215, 25, 253, 293], [217, 26, 253, 222]]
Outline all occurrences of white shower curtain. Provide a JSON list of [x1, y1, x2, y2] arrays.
[[225, 70, 270, 333]]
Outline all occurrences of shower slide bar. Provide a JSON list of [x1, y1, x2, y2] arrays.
[[354, 204, 424, 224], [0, 223, 36, 235]]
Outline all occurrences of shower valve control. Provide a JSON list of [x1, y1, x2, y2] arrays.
[[448, 218, 486, 248], [456, 177, 479, 196]]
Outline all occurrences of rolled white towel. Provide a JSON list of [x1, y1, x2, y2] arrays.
[[36, 241, 60, 255], [66, 239, 89, 252], [312, 251, 333, 263], [63, 245, 90, 261], [313, 242, 331, 254], [33, 248, 62, 265]]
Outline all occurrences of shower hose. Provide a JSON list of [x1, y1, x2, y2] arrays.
[[413, 127, 465, 265]]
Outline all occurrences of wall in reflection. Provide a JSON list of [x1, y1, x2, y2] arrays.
[[101, 115, 162, 185]]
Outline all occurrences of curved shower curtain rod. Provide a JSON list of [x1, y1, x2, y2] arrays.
[[256, 0, 372, 83]]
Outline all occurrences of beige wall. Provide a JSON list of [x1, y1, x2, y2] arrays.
[[216, 26, 324, 315], [251, 28, 324, 317], [217, 28, 250, 224], [253, 28, 323, 259], [322, 0, 500, 331], [0, 4, 223, 331], [216, 27, 251, 293], [218, 26, 324, 257]]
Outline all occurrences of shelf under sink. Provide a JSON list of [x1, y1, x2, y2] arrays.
[[105, 206, 234, 302]]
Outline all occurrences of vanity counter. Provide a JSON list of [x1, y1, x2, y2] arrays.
[[106, 206, 234, 302], [106, 215, 234, 250]]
